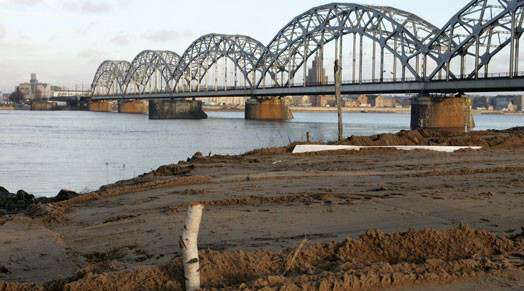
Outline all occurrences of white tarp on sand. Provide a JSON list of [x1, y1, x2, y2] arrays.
[[292, 145, 483, 154]]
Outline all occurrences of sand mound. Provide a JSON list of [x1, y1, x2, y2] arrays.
[[59, 176, 214, 206], [2, 224, 522, 290], [281, 129, 524, 156], [138, 164, 193, 179], [24, 203, 70, 224], [335, 129, 524, 148]]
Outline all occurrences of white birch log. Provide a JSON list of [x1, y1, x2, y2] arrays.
[[180, 203, 204, 291]]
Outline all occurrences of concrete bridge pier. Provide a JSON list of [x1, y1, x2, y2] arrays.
[[245, 97, 294, 120], [411, 94, 475, 132], [88, 100, 114, 112], [149, 99, 208, 119], [118, 100, 149, 114]]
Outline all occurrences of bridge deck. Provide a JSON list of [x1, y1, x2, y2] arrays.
[[89, 77, 524, 100]]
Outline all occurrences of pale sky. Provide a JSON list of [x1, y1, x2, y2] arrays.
[[0, 0, 470, 93]]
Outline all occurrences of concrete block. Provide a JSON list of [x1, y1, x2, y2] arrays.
[[118, 100, 149, 114], [149, 100, 208, 120], [245, 97, 294, 120], [411, 96, 475, 131]]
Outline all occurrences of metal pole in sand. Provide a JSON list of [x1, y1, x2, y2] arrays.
[[180, 203, 204, 291]]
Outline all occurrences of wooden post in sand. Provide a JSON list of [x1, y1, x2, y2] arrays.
[[180, 203, 204, 291], [334, 59, 343, 142]]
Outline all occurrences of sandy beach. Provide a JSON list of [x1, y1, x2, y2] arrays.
[[1, 128, 523, 290]]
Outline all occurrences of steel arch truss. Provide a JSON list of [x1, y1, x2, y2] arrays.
[[256, 3, 442, 88], [91, 60, 130, 96], [124, 50, 181, 94], [427, 0, 524, 80], [172, 34, 268, 92], [89, 1, 524, 97]]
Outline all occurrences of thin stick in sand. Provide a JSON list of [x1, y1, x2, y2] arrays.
[[283, 237, 308, 274]]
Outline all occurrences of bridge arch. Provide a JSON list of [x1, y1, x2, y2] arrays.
[[124, 50, 181, 94], [91, 60, 130, 96], [256, 3, 442, 88], [427, 0, 524, 80], [172, 33, 269, 92]]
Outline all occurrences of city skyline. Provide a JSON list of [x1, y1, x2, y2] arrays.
[[0, 0, 469, 93]]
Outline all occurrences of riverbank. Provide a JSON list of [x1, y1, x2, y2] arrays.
[[1, 128, 524, 290], [0, 105, 29, 111], [202, 105, 412, 114], [203, 105, 524, 115], [2, 104, 523, 116]]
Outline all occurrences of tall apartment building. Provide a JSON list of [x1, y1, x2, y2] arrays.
[[306, 53, 330, 106]]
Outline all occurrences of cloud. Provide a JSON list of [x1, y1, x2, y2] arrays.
[[0, 24, 6, 39], [0, 9, 95, 20], [111, 34, 130, 46], [141, 29, 180, 42], [0, 0, 43, 6], [77, 49, 106, 59], [48, 35, 58, 42], [76, 22, 97, 34], [183, 29, 194, 38], [63, 0, 111, 13]]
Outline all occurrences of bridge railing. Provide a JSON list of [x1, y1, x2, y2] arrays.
[[91, 71, 524, 97]]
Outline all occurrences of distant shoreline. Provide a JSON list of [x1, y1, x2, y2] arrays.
[[203, 105, 523, 115], [1, 105, 522, 115]]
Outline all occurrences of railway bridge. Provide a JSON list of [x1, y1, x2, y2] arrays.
[[86, 1, 524, 131]]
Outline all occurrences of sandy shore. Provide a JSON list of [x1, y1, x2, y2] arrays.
[[1, 129, 523, 290]]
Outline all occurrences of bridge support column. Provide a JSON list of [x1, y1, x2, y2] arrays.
[[245, 97, 294, 120], [31, 101, 58, 111], [88, 101, 114, 112], [118, 100, 149, 114], [411, 95, 475, 132], [149, 99, 208, 120]]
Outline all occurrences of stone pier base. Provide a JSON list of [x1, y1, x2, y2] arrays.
[[149, 100, 208, 120], [88, 101, 114, 112], [245, 97, 294, 120], [411, 96, 475, 131], [31, 101, 58, 111], [118, 100, 149, 114]]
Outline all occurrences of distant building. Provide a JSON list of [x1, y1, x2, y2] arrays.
[[357, 94, 369, 106], [475, 95, 524, 111], [344, 94, 396, 108], [51, 86, 88, 98], [472, 96, 492, 110], [292, 95, 311, 106], [395, 97, 411, 108], [306, 53, 329, 106], [494, 96, 517, 111], [306, 53, 328, 86], [17, 74, 87, 100], [344, 94, 369, 107], [513, 95, 523, 111], [197, 97, 245, 106], [17, 74, 52, 99], [368, 95, 384, 107], [383, 98, 397, 108]]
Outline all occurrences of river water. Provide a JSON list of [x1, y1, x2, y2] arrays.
[[0, 110, 522, 197]]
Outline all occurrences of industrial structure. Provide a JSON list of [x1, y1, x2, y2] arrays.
[[17, 74, 87, 100], [87, 1, 524, 129]]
